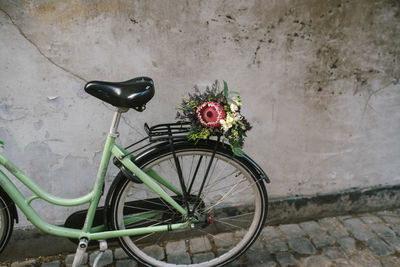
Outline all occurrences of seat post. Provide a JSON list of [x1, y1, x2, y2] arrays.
[[109, 107, 128, 137]]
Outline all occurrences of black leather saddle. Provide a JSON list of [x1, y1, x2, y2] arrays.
[[84, 77, 154, 111]]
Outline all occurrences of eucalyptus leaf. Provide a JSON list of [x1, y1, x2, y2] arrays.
[[223, 80, 228, 98], [227, 98, 235, 104], [232, 146, 244, 157]]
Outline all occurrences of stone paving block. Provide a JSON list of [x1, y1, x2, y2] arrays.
[[89, 249, 113, 266], [364, 238, 395, 256], [299, 221, 323, 234], [235, 230, 246, 238], [10, 260, 36, 267], [369, 223, 396, 238], [288, 237, 316, 255], [326, 226, 349, 239], [319, 217, 341, 228], [382, 236, 400, 252], [342, 217, 364, 229], [337, 236, 356, 254], [41, 261, 60, 267], [276, 252, 298, 267], [301, 255, 331, 267], [251, 239, 264, 250], [338, 215, 352, 222], [217, 248, 229, 256], [166, 240, 187, 255], [115, 259, 138, 267], [309, 232, 335, 248], [262, 226, 281, 239], [192, 252, 215, 264], [377, 210, 398, 216], [167, 253, 191, 264], [331, 258, 353, 267], [213, 232, 235, 247], [361, 215, 383, 224], [245, 250, 277, 267], [142, 245, 164, 260], [381, 255, 400, 267], [348, 250, 382, 267], [322, 246, 347, 260], [225, 255, 245, 266], [389, 225, 400, 235], [265, 237, 288, 253], [349, 227, 377, 241], [65, 253, 88, 266], [380, 215, 400, 225], [279, 224, 305, 239], [395, 208, 400, 216], [319, 217, 349, 238], [190, 236, 212, 253], [114, 248, 129, 260]]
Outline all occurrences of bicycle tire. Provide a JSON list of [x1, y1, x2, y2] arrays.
[[110, 141, 268, 266], [0, 194, 13, 253]]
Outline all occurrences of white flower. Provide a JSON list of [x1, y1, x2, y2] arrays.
[[226, 114, 234, 123], [230, 103, 238, 112], [220, 119, 232, 132], [233, 112, 242, 121]]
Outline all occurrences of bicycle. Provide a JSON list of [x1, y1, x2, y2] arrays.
[[0, 76, 270, 266]]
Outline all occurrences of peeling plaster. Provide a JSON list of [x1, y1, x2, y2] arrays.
[[0, 0, 399, 227]]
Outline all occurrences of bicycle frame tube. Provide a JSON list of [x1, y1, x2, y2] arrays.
[[112, 145, 188, 217], [0, 135, 188, 240], [0, 153, 93, 206]]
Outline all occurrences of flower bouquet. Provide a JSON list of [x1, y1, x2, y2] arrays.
[[176, 81, 251, 156]]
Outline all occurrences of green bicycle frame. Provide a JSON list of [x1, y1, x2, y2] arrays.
[[0, 123, 190, 241]]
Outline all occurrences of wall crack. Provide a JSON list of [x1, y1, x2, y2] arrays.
[[362, 79, 399, 119], [0, 8, 88, 83]]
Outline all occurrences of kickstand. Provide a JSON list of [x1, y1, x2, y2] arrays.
[[72, 238, 88, 267], [93, 240, 108, 267]]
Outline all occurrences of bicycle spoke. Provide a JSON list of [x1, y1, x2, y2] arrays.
[[192, 227, 234, 247], [113, 147, 267, 266], [203, 177, 249, 213], [218, 212, 255, 222], [186, 155, 195, 187], [188, 155, 203, 194], [191, 169, 238, 196], [212, 218, 245, 230], [201, 174, 246, 196]]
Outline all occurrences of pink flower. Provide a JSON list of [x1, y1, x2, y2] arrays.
[[196, 102, 225, 127]]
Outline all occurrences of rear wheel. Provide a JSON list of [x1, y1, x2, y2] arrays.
[[110, 142, 268, 266], [0, 194, 13, 253]]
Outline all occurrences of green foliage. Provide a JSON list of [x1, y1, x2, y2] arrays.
[[223, 80, 229, 98]]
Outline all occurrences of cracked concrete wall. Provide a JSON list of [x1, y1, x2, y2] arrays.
[[0, 0, 399, 227]]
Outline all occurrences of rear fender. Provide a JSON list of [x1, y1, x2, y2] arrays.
[[117, 139, 271, 184]]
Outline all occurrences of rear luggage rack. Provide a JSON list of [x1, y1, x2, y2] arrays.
[[144, 122, 191, 142]]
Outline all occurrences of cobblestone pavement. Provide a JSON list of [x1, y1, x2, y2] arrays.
[[1, 209, 400, 266]]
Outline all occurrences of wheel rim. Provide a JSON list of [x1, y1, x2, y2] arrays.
[[0, 197, 11, 252], [114, 149, 265, 266]]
